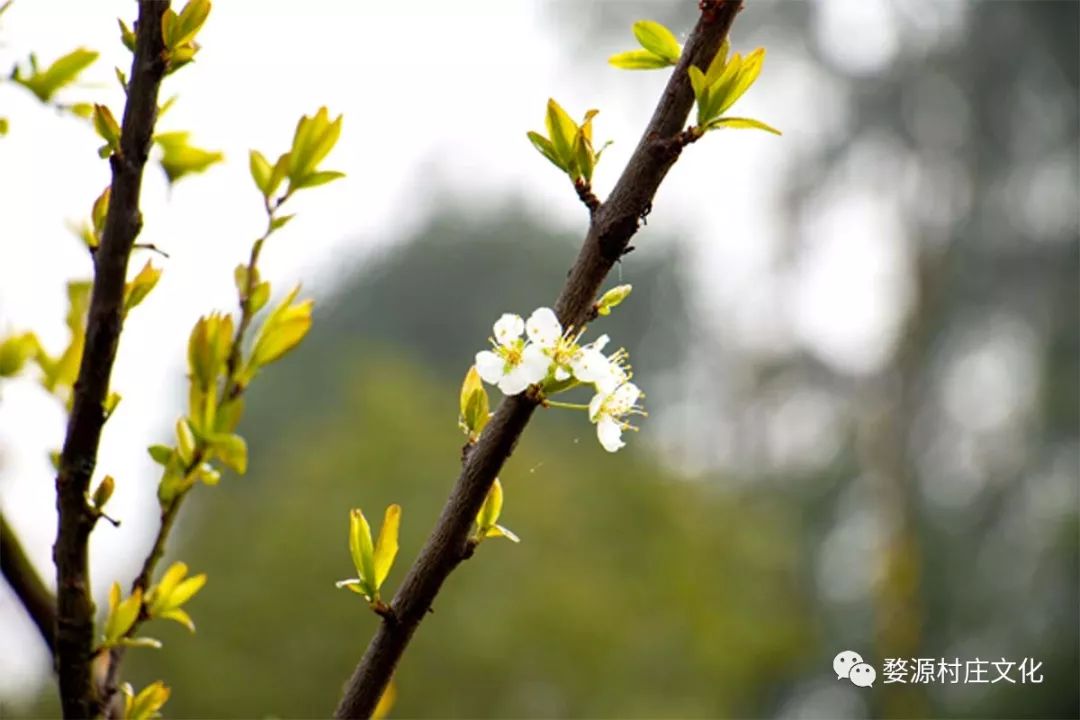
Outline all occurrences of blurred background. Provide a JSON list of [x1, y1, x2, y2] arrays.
[[1, 1, 1077, 718]]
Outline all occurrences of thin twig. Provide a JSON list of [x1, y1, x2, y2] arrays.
[[1, 512, 57, 656], [52, 3, 169, 717], [333, 2, 744, 717]]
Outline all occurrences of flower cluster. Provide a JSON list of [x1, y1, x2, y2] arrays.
[[473, 303, 645, 452]]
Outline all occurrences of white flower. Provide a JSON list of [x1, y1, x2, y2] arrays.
[[588, 381, 644, 452], [475, 313, 550, 395], [571, 336, 632, 394], [526, 307, 580, 382], [526, 307, 562, 349]]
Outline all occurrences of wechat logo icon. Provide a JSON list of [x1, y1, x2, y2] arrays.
[[834, 650, 875, 687]]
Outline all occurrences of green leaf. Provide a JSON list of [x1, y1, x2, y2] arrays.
[[118, 19, 136, 53], [288, 108, 343, 185], [104, 584, 142, 645], [349, 508, 376, 596], [147, 445, 174, 466], [175, 419, 196, 465], [92, 475, 115, 509], [702, 52, 744, 123], [267, 153, 290, 200], [159, 608, 195, 632], [706, 116, 782, 135], [92, 186, 110, 243], [459, 366, 490, 438], [149, 562, 188, 611], [125, 681, 171, 720], [526, 131, 563, 171], [154, 131, 224, 185], [372, 504, 401, 589], [206, 433, 247, 474], [13, 48, 99, 102], [0, 117, 8, 136], [607, 49, 670, 70], [92, 104, 121, 156], [716, 48, 765, 115], [293, 170, 345, 190], [170, 0, 211, 49], [485, 524, 521, 543], [121, 636, 163, 649], [249, 285, 313, 369], [168, 573, 208, 608], [476, 478, 504, 531], [248, 150, 272, 197], [123, 261, 162, 316], [688, 66, 707, 106], [703, 39, 731, 86], [269, 214, 295, 231], [596, 284, 633, 316], [544, 99, 577, 171], [632, 20, 681, 64], [248, 282, 271, 314]]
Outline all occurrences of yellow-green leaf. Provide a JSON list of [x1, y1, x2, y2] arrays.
[[13, 48, 99, 103], [485, 524, 521, 543], [717, 48, 765, 115], [92, 104, 121, 155], [476, 478, 504, 531], [293, 170, 345, 190], [124, 681, 170, 720], [459, 366, 489, 438], [526, 131, 563, 171], [161, 608, 196, 632], [154, 131, 223, 185], [632, 20, 681, 64], [104, 584, 142, 645], [608, 49, 670, 70], [703, 39, 731, 86], [118, 19, 136, 53], [123, 261, 162, 316], [373, 504, 401, 588], [248, 150, 272, 197], [349, 508, 376, 594], [207, 433, 247, 474], [707, 116, 782, 135], [249, 286, 313, 368], [544, 99, 577, 170]]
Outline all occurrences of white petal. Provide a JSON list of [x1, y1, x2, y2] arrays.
[[525, 307, 562, 348], [597, 416, 625, 452], [571, 348, 612, 384], [554, 366, 570, 382], [520, 343, 553, 383], [493, 314, 524, 346], [595, 368, 624, 396], [498, 366, 532, 395], [475, 351, 505, 385], [588, 391, 605, 422], [610, 382, 642, 412], [592, 334, 610, 352]]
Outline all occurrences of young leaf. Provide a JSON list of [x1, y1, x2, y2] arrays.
[[93, 104, 121, 156], [118, 19, 137, 53], [12, 48, 99, 102], [544, 99, 577, 171], [206, 433, 247, 474], [349, 508, 377, 597], [147, 445, 174, 466], [372, 504, 401, 588], [706, 117, 782, 135], [123, 261, 162, 315], [249, 286, 313, 369], [526, 131, 563, 170], [92, 475, 115, 509], [154, 132, 224, 185], [632, 20, 681, 64], [608, 49, 670, 70], [716, 48, 765, 115], [123, 681, 171, 720], [476, 478, 504, 531], [104, 584, 143, 645], [459, 365, 490, 439], [292, 170, 345, 190], [248, 150, 272, 197]]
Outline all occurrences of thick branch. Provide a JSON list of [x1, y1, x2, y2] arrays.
[[334, 3, 743, 717], [1, 512, 57, 656], [52, 3, 169, 717]]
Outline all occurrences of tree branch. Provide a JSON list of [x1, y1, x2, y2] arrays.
[[52, 3, 169, 717], [1, 511, 57, 656], [334, 2, 743, 716]]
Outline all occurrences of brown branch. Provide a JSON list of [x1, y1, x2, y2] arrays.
[[1, 511, 57, 656], [333, 2, 743, 716], [52, 3, 169, 717]]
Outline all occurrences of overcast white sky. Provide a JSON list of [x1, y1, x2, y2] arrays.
[[0, 0, 921, 704]]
